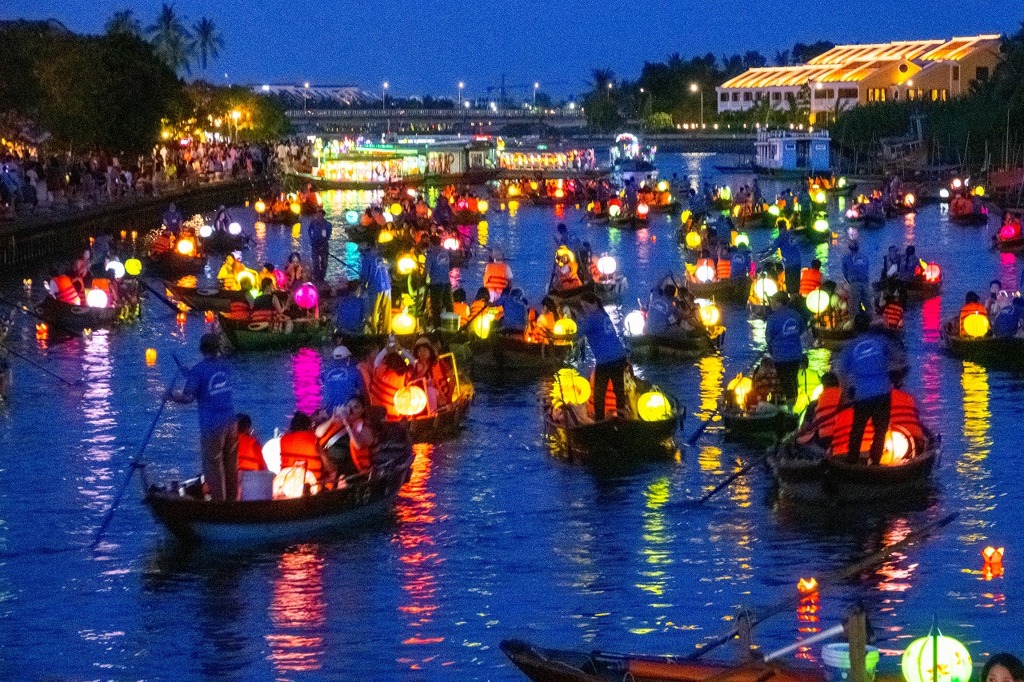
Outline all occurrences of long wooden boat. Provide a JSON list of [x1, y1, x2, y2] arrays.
[[940, 323, 1024, 370], [768, 429, 939, 504], [608, 213, 651, 230], [689, 277, 750, 305], [470, 333, 575, 374], [624, 328, 721, 359], [141, 440, 414, 546], [872, 276, 940, 300], [721, 403, 800, 443], [405, 385, 474, 443], [500, 639, 826, 682], [219, 314, 332, 352], [167, 280, 345, 313], [949, 208, 989, 226], [40, 297, 124, 332]]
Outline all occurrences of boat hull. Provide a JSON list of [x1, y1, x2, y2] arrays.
[[41, 297, 123, 332], [546, 413, 680, 465], [403, 388, 473, 443], [688, 277, 750, 305], [470, 334, 574, 374], [722, 406, 799, 443], [625, 330, 720, 359], [941, 327, 1024, 370], [220, 316, 331, 351]]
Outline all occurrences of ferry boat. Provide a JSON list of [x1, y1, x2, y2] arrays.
[[609, 132, 658, 185], [752, 129, 831, 178]]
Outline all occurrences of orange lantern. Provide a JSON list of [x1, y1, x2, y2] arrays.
[[273, 465, 319, 499], [982, 546, 1004, 578], [176, 239, 195, 256], [145, 348, 157, 366], [797, 577, 818, 594], [394, 385, 428, 416]]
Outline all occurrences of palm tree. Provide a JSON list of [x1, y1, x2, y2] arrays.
[[591, 68, 615, 92], [148, 3, 192, 74], [191, 17, 223, 75], [106, 9, 142, 38]]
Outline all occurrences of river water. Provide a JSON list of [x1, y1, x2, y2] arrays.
[[0, 153, 1018, 680]]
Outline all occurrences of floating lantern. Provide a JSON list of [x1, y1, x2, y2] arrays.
[[397, 254, 417, 275], [813, 218, 829, 233], [273, 465, 319, 499], [624, 310, 646, 336], [176, 312, 187, 325], [35, 323, 48, 340], [939, 188, 950, 200], [394, 385, 428, 416], [685, 231, 702, 250], [235, 269, 257, 290], [120, 230, 127, 240], [728, 374, 753, 406], [637, 391, 672, 421], [734, 233, 750, 248], [608, 204, 622, 218], [768, 205, 781, 217], [377, 229, 394, 244], [290, 202, 302, 215], [879, 428, 912, 465], [982, 546, 1005, 578], [552, 318, 577, 337], [962, 313, 989, 338], [294, 283, 318, 310], [923, 263, 942, 283], [901, 632, 972, 682], [846, 208, 858, 219], [696, 262, 716, 283], [904, 193, 916, 207], [806, 288, 830, 314], [389, 202, 402, 216], [550, 368, 590, 407], [753, 277, 778, 303], [443, 237, 460, 250], [145, 348, 157, 366], [131, 230, 137, 241], [477, 199, 489, 213], [699, 303, 721, 327], [85, 288, 108, 308], [228, 222, 242, 236], [680, 209, 692, 224], [199, 224, 213, 238], [105, 259, 125, 280], [636, 203, 650, 217], [657, 180, 669, 192], [974, 186, 985, 197], [597, 255, 617, 276], [255, 200, 267, 213], [797, 577, 818, 594], [392, 311, 417, 336], [345, 210, 359, 225], [176, 239, 195, 256]]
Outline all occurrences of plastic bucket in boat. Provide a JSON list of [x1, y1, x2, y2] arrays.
[[240, 470, 275, 500], [822, 643, 879, 682], [440, 311, 461, 332]]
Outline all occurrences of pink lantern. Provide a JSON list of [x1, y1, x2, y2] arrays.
[[1000, 224, 1019, 241], [273, 269, 287, 289], [294, 282, 319, 310]]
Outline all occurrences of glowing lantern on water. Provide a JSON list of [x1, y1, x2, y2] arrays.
[[255, 200, 267, 213], [901, 632, 972, 682], [923, 263, 942, 283], [550, 368, 591, 407], [389, 202, 403, 216], [624, 310, 646, 336], [753, 277, 778, 303], [228, 222, 242, 236], [657, 180, 669, 192], [204, 310, 216, 323], [345, 210, 359, 225], [597, 255, 617, 276], [145, 348, 157, 366], [236, 269, 257, 290], [685, 231, 702, 250], [974, 185, 985, 197], [806, 288, 830, 314], [813, 218, 829, 233], [797, 577, 818, 594], [443, 237, 460, 250], [290, 202, 302, 215], [962, 313, 989, 338], [378, 229, 395, 243], [294, 283, 319, 309], [198, 224, 213, 239], [394, 385, 428, 416], [392, 311, 417, 336], [699, 303, 721, 327], [814, 191, 826, 204], [696, 262, 716, 283], [608, 204, 622, 218], [176, 312, 187, 325], [637, 391, 672, 421], [176, 239, 196, 256], [397, 254, 417, 275], [734, 232, 750, 248], [273, 465, 319, 499], [105, 259, 126, 280], [552, 318, 577, 337], [1000, 224, 1019, 240], [36, 323, 48, 340], [939, 188, 950, 200], [982, 546, 1005, 578], [85, 288, 108, 308], [680, 209, 692, 224], [904, 193, 916, 207], [262, 437, 282, 473], [846, 208, 858, 219], [879, 428, 912, 465], [477, 199, 489, 213]]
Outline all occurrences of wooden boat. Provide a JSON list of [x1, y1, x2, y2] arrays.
[[141, 439, 414, 546], [608, 212, 651, 230], [992, 228, 1024, 252], [470, 332, 575, 374], [219, 314, 331, 352], [547, 278, 626, 309], [721, 402, 800, 443], [165, 281, 250, 312], [144, 251, 207, 278], [949, 204, 989, 226], [811, 324, 902, 350], [872, 275, 941, 300], [405, 384, 474, 443], [200, 231, 248, 254], [769, 428, 939, 504], [940, 322, 1024, 370], [689, 277, 750, 305], [624, 327, 721, 359], [500, 639, 826, 682], [40, 296, 125, 332]]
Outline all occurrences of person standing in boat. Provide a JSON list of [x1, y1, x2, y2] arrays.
[[170, 333, 238, 501], [769, 223, 802, 297], [836, 313, 897, 465], [362, 245, 392, 334], [765, 292, 805, 408], [306, 207, 332, 283], [424, 234, 452, 329], [842, 240, 872, 319], [163, 202, 183, 235], [577, 293, 627, 420]]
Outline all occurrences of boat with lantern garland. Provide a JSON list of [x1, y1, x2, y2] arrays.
[[939, 318, 1024, 370], [140, 439, 414, 546], [218, 314, 332, 352]]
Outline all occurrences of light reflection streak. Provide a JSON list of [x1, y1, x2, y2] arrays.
[[266, 544, 326, 673], [875, 518, 917, 594], [80, 330, 117, 513], [697, 355, 725, 474], [958, 362, 994, 541], [292, 348, 322, 416], [634, 478, 675, 614]]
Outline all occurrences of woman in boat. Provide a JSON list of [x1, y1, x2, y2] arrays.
[[409, 337, 452, 412], [217, 253, 245, 291], [370, 346, 412, 418], [981, 654, 1024, 682], [236, 413, 267, 473], [280, 411, 330, 483], [284, 252, 307, 289]]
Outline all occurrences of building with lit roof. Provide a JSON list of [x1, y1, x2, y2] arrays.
[[716, 34, 1002, 123]]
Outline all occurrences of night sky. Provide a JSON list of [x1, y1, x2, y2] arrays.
[[3, 0, 1019, 99]]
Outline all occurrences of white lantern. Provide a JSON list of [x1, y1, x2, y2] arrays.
[[199, 224, 213, 238], [597, 255, 617, 276], [105, 260, 126, 280], [696, 263, 716, 283], [85, 288, 109, 308], [273, 466, 319, 499], [624, 310, 646, 336], [262, 436, 282, 473], [228, 222, 242, 236]]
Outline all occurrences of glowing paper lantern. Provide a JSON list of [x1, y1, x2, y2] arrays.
[[477, 199, 489, 213], [974, 186, 985, 197], [904, 193, 916, 207], [845, 208, 858, 219], [597, 255, 617, 276], [236, 269, 257, 290], [685, 231, 702, 250], [471, 310, 495, 339], [814, 191, 826, 204], [657, 180, 669, 192], [549, 368, 590, 407], [901, 633, 972, 682], [952, 178, 963, 189], [939, 188, 950, 200], [552, 318, 577, 337], [806, 289, 830, 314], [734, 233, 750, 248], [699, 303, 721, 327], [199, 224, 213, 238], [392, 311, 417, 335], [176, 239, 196, 256], [377, 230, 394, 244], [345, 210, 359, 225], [125, 258, 142, 277], [397, 255, 417, 275], [228, 222, 242, 236], [273, 465, 319, 498], [394, 385, 428, 416], [507, 185, 520, 197], [443, 237, 460, 250], [768, 205, 781, 217], [145, 348, 157, 366], [1000, 224, 1018, 240], [608, 204, 622, 218], [294, 283, 319, 309], [389, 202, 402, 216], [624, 310, 646, 336], [728, 374, 753, 406], [255, 200, 267, 213], [923, 263, 942, 282], [637, 391, 672, 421], [753, 277, 778, 303], [290, 202, 302, 215], [879, 428, 912, 465], [636, 203, 650, 217], [696, 263, 716, 283], [813, 218, 829, 233], [105, 260, 125, 280], [262, 437, 282, 473], [85, 288, 108, 308], [962, 313, 989, 338]]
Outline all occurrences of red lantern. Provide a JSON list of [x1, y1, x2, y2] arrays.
[[923, 263, 942, 283]]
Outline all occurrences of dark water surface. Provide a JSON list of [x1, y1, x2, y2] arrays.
[[0, 154, 1019, 680]]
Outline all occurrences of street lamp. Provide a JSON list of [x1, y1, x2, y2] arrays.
[[458, 81, 464, 108], [606, 81, 613, 101], [382, 81, 389, 112], [690, 83, 703, 128], [534, 82, 539, 108], [303, 81, 310, 113]]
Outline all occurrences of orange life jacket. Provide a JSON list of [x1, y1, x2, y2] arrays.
[[53, 275, 81, 305], [716, 258, 732, 280], [349, 422, 373, 472], [799, 268, 822, 296], [814, 386, 843, 440], [881, 302, 904, 329], [556, 262, 582, 291], [483, 262, 510, 291], [152, 233, 172, 255], [469, 300, 487, 318], [369, 364, 407, 417], [452, 301, 471, 325], [830, 390, 923, 456], [588, 373, 618, 417], [959, 302, 989, 335], [279, 430, 322, 478], [237, 432, 267, 471]]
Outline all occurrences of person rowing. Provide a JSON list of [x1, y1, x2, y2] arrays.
[[576, 293, 627, 420]]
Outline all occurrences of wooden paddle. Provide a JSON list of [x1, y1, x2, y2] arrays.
[[1, 343, 84, 387], [138, 278, 182, 313], [0, 294, 46, 322], [684, 511, 958, 660]]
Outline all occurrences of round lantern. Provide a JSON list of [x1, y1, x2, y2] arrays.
[[443, 237, 460, 250], [636, 203, 650, 217], [389, 202, 402, 216], [974, 185, 985, 197], [273, 465, 319, 499], [105, 259, 126, 280], [846, 208, 858, 219], [813, 218, 829, 233], [637, 391, 672, 421], [228, 222, 242, 236], [904, 193, 916, 207], [85, 288, 109, 308], [727, 374, 753, 406], [952, 178, 963, 189], [397, 255, 417, 275], [685, 231, 702, 250], [507, 185, 520, 197], [145, 348, 157, 366], [394, 385, 428, 416], [477, 199, 489, 213], [806, 289, 830, 314], [696, 262, 716, 283], [901, 633, 972, 682], [199, 224, 214, 238], [734, 233, 750, 248], [814, 191, 826, 204], [939, 188, 950, 200], [345, 210, 359, 225], [657, 180, 669, 192], [923, 263, 942, 283], [624, 310, 646, 336], [754, 277, 778, 303], [392, 311, 417, 336], [879, 427, 913, 465], [1000, 224, 1018, 240], [377, 230, 394, 244], [552, 318, 577, 337], [294, 283, 319, 310], [124, 258, 143, 277], [471, 310, 494, 339], [290, 202, 302, 215], [699, 303, 721, 327], [254, 200, 267, 213], [597, 255, 617, 276], [549, 368, 590, 407], [962, 313, 990, 338], [608, 204, 622, 218], [768, 205, 781, 218], [176, 239, 195, 256], [234, 269, 256, 290]]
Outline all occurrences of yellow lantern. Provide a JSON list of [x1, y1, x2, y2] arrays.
[[768, 204, 780, 217], [797, 577, 818, 594], [962, 313, 989, 338], [806, 289, 830, 314], [901, 633, 972, 682], [145, 348, 157, 366], [974, 185, 985, 197], [507, 185, 520, 197], [273, 466, 319, 499], [176, 239, 195, 256], [637, 391, 672, 422], [733, 232, 750, 248], [552, 318, 577, 337], [392, 311, 416, 335], [471, 310, 495, 339], [753, 277, 778, 303], [549, 368, 590, 407], [235, 269, 257, 290], [813, 218, 829, 233], [608, 204, 621, 218], [814, 191, 826, 204], [657, 180, 669, 192], [727, 374, 753, 406], [254, 200, 267, 213], [699, 303, 720, 327], [477, 199, 489, 213], [397, 254, 417, 275], [879, 428, 913, 465], [394, 385, 428, 416], [389, 202, 402, 216], [378, 229, 395, 244], [290, 202, 301, 215], [680, 209, 692, 224], [685, 231, 702, 250], [124, 258, 143, 277]]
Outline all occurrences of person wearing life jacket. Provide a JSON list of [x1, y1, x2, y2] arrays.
[[280, 411, 327, 481], [959, 291, 989, 336], [799, 259, 823, 296], [715, 249, 732, 281], [746, 357, 780, 411], [410, 336, 452, 411], [217, 253, 245, 291], [52, 274, 81, 305], [337, 395, 378, 474], [483, 250, 512, 302], [532, 296, 558, 340], [796, 371, 842, 446], [236, 413, 267, 472], [468, 287, 490, 323], [551, 245, 582, 292], [151, 231, 173, 256], [878, 290, 904, 330], [836, 312, 899, 464], [451, 288, 471, 327], [370, 347, 410, 418], [284, 252, 308, 290], [830, 388, 923, 460]]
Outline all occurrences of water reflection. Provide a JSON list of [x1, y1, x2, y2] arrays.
[[633, 477, 675, 623], [267, 544, 327, 674], [292, 348, 322, 416], [958, 362, 994, 542], [80, 330, 117, 514]]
